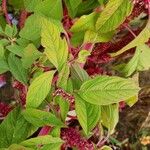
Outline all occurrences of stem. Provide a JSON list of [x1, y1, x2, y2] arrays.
[[2, 0, 11, 25], [123, 24, 136, 38], [19, 10, 28, 29]]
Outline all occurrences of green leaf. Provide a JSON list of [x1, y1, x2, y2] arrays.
[[57, 64, 70, 89], [20, 135, 63, 147], [70, 63, 90, 90], [0, 60, 9, 74], [76, 0, 99, 16], [6, 45, 24, 57], [41, 143, 62, 150], [126, 95, 138, 107], [0, 107, 34, 148], [22, 108, 64, 127], [24, 0, 41, 12], [96, 0, 133, 33], [19, 14, 42, 43], [64, 0, 82, 18], [34, 0, 63, 20], [70, 12, 99, 32], [77, 76, 140, 105], [84, 30, 114, 43], [26, 71, 55, 108], [8, 0, 24, 9], [8, 144, 34, 150], [22, 44, 42, 69], [0, 44, 5, 59], [111, 26, 150, 56], [41, 20, 68, 71], [118, 45, 150, 77], [101, 104, 119, 134], [8, 53, 28, 84], [77, 50, 91, 63], [75, 94, 101, 135]]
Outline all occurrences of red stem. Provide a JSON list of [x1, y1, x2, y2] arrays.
[[2, 0, 11, 25], [19, 10, 28, 29]]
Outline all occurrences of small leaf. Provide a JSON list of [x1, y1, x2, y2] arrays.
[[26, 71, 55, 108], [75, 94, 101, 135], [0, 60, 9, 74], [84, 30, 114, 43], [22, 44, 42, 69], [20, 135, 63, 146], [77, 76, 140, 105], [100, 145, 113, 150], [70, 63, 90, 90], [22, 108, 64, 127], [0, 107, 35, 148], [118, 45, 150, 77], [41, 19, 68, 71], [6, 44, 24, 57], [8, 53, 28, 84], [70, 12, 99, 32], [77, 50, 91, 63], [101, 104, 119, 134], [126, 95, 138, 107], [96, 0, 133, 33]]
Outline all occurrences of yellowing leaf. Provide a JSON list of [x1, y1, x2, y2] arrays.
[[75, 94, 101, 135], [118, 45, 150, 77], [101, 104, 119, 134], [78, 76, 140, 105], [77, 50, 91, 63], [26, 71, 55, 108], [96, 0, 133, 33], [41, 20, 68, 71]]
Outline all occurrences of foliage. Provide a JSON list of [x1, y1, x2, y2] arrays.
[[0, 0, 149, 149]]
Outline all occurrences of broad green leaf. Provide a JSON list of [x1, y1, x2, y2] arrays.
[[101, 104, 119, 134], [26, 71, 55, 108], [75, 94, 101, 135], [8, 53, 28, 84], [77, 50, 90, 63], [78, 76, 140, 105], [64, 0, 82, 18], [6, 45, 24, 57], [20, 135, 63, 146], [34, 0, 63, 20], [24, 0, 41, 12], [22, 108, 64, 127], [19, 14, 42, 43], [84, 30, 114, 43], [22, 44, 42, 69], [41, 20, 68, 71], [111, 26, 150, 56], [70, 12, 99, 32], [41, 143, 62, 150], [5, 25, 14, 38], [8, 144, 34, 150], [70, 63, 90, 89], [0, 60, 9, 74], [96, 0, 133, 33], [8, 0, 24, 9], [0, 107, 34, 148], [118, 45, 150, 77], [70, 31, 84, 47]]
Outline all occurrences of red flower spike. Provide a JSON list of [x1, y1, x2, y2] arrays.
[[61, 128, 94, 150]]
